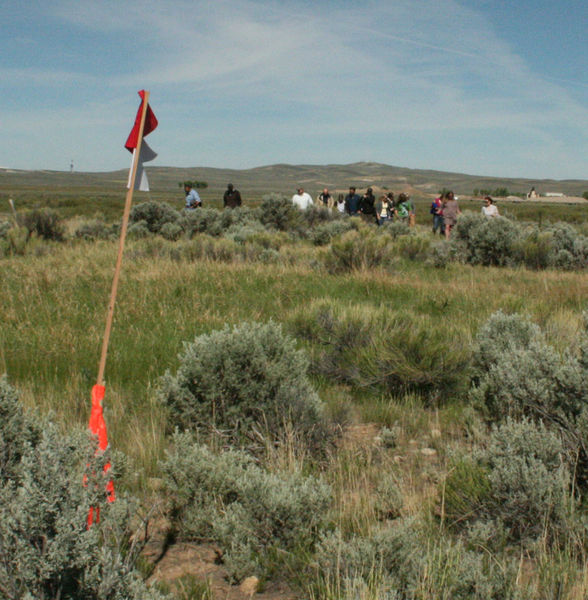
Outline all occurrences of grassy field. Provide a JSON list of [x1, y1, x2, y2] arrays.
[[2, 183, 588, 598]]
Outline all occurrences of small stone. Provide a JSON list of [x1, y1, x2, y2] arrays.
[[240, 576, 259, 596], [420, 447, 437, 457]]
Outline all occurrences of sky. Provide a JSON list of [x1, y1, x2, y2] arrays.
[[1, 0, 587, 179]]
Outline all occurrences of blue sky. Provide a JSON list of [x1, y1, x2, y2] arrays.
[[1, 0, 586, 179]]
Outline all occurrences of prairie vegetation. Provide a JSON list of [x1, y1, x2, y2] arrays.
[[1, 194, 588, 599]]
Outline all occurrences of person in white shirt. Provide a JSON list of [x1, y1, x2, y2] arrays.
[[292, 187, 314, 210], [481, 196, 499, 217]]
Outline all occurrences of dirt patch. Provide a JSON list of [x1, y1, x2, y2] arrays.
[[143, 518, 298, 599]]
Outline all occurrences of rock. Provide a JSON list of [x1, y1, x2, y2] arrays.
[[240, 576, 259, 596]]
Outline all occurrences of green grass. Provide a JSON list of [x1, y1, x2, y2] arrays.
[[2, 192, 588, 598]]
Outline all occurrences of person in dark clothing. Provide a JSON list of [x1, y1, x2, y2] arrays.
[[345, 186, 361, 216], [223, 183, 242, 208], [359, 187, 377, 223]]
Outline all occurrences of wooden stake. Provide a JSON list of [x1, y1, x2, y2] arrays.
[[96, 91, 151, 386]]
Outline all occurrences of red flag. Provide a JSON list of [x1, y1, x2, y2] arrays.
[[87, 384, 115, 527], [124, 90, 158, 152]]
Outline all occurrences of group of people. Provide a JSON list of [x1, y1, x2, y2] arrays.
[[183, 182, 243, 209], [183, 182, 499, 241], [293, 186, 416, 226], [430, 192, 499, 239]]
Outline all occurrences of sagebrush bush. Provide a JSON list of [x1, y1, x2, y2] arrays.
[[291, 300, 470, 400], [158, 320, 334, 454], [380, 220, 411, 239], [0, 220, 11, 239], [394, 233, 431, 261], [0, 378, 164, 600], [161, 433, 331, 582], [259, 193, 303, 231], [453, 213, 519, 266], [324, 228, 392, 273], [443, 419, 575, 549], [225, 221, 267, 244], [311, 220, 354, 246], [129, 201, 181, 233], [75, 219, 118, 241], [159, 221, 183, 241], [470, 312, 588, 488], [127, 220, 151, 239], [182, 207, 224, 237], [21, 208, 65, 241]]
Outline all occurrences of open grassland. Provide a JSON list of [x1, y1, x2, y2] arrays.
[[2, 189, 588, 598]]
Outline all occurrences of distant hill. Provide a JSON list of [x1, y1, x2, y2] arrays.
[[1, 162, 587, 200]]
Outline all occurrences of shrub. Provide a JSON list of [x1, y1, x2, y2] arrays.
[[129, 201, 181, 233], [314, 522, 513, 599], [471, 311, 588, 488], [394, 233, 431, 261], [6, 225, 29, 255], [427, 241, 451, 268], [453, 213, 519, 266], [182, 208, 224, 237], [21, 208, 65, 241], [225, 222, 267, 244], [0, 220, 11, 239], [158, 321, 333, 454], [311, 220, 353, 246], [324, 228, 392, 273], [161, 433, 331, 582], [159, 221, 184, 241], [443, 419, 574, 548], [301, 205, 336, 227], [380, 220, 410, 239], [259, 193, 302, 231], [75, 219, 118, 241], [0, 378, 164, 600], [127, 220, 151, 239], [513, 227, 553, 269]]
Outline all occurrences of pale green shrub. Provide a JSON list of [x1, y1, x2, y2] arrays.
[[182, 208, 224, 237], [311, 220, 353, 246], [324, 229, 392, 273], [444, 419, 576, 549], [158, 321, 333, 454], [0, 378, 164, 600], [453, 213, 519, 266], [380, 220, 410, 239], [471, 311, 588, 487], [161, 433, 331, 582], [75, 219, 118, 241], [159, 221, 183, 241], [127, 220, 151, 239], [259, 193, 302, 231], [129, 201, 181, 234]]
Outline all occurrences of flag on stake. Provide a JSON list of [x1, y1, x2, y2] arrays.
[[127, 140, 157, 191], [88, 90, 157, 527], [87, 384, 115, 527], [125, 90, 158, 152], [125, 90, 158, 191]]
